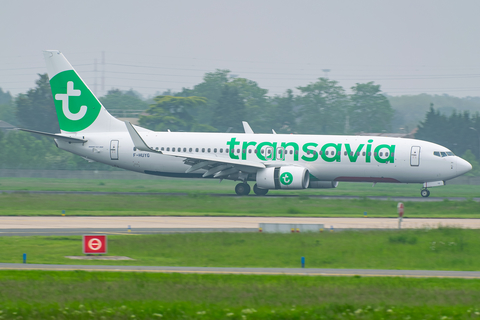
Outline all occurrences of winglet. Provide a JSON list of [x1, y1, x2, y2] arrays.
[[124, 121, 162, 154], [242, 121, 254, 134]]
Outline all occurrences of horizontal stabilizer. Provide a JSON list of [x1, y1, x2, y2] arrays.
[[19, 128, 87, 143]]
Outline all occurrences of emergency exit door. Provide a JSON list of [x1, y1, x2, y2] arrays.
[[110, 140, 119, 160], [410, 146, 420, 166]]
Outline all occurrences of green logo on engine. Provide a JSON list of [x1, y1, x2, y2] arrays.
[[280, 172, 293, 185], [50, 70, 101, 132]]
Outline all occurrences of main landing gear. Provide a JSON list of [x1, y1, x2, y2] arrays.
[[235, 183, 269, 196], [420, 188, 430, 198]]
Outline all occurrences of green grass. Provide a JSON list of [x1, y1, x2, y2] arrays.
[[0, 271, 480, 319], [1, 176, 479, 198], [2, 229, 480, 270], [1, 193, 480, 217]]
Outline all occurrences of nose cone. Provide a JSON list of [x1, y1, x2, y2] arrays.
[[457, 157, 472, 175]]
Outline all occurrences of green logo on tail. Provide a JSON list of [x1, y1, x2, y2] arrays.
[[50, 70, 101, 132]]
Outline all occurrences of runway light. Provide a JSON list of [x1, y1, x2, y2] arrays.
[[23, 253, 26, 264], [330, 226, 334, 232], [364, 211, 367, 217], [128, 225, 131, 232], [301, 256, 305, 268], [62, 210, 65, 216]]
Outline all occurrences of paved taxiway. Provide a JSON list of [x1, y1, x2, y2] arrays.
[[1, 263, 480, 279], [1, 217, 480, 236]]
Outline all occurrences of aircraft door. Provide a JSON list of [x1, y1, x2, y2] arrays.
[[410, 146, 420, 166], [265, 146, 274, 160], [110, 140, 119, 160]]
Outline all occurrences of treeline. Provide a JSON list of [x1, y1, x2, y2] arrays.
[[0, 71, 480, 174]]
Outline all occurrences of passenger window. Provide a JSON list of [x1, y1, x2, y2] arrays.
[[195, 148, 199, 152], [202, 148, 205, 152], [261, 149, 264, 154], [385, 152, 389, 157], [290, 150, 293, 154], [237, 149, 240, 154], [183, 148, 186, 152], [441, 152, 447, 157], [344, 151, 347, 156], [243, 149, 246, 154], [307, 151, 311, 155], [208, 148, 211, 153], [226, 148, 229, 153], [374, 152, 377, 157], [356, 152, 360, 156], [167, 147, 170, 151], [133, 147, 136, 151], [295, 150, 299, 155], [189, 148, 192, 152], [362, 152, 365, 156], [254, 149, 258, 154], [326, 151, 329, 155], [220, 148, 223, 153], [214, 148, 217, 153], [380, 152, 383, 157], [319, 150, 322, 155], [350, 152, 354, 156], [172, 147, 176, 152], [267, 149, 271, 154], [313, 151, 317, 155], [248, 149, 252, 154], [368, 152, 371, 156], [155, 147, 159, 150]]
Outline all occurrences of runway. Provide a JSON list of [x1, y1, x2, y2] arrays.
[[1, 263, 480, 279], [2, 190, 479, 202], [0, 217, 479, 236]]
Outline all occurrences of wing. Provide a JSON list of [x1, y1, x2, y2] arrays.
[[125, 122, 265, 178]]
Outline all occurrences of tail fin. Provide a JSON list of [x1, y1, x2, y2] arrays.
[[44, 50, 125, 133]]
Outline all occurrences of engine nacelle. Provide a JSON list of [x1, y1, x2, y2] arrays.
[[256, 166, 310, 189], [308, 181, 339, 189]]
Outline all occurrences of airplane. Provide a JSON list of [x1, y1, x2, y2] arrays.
[[20, 50, 472, 197]]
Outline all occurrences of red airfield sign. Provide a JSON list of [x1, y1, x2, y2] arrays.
[[83, 235, 107, 254]]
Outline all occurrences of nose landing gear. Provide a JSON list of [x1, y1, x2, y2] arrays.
[[420, 189, 430, 198]]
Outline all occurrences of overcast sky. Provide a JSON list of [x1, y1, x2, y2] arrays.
[[1, 0, 480, 98]]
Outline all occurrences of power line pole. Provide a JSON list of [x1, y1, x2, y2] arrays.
[[94, 58, 97, 95], [101, 51, 105, 96]]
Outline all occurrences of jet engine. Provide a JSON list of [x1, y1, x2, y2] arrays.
[[308, 181, 339, 189], [256, 166, 310, 189]]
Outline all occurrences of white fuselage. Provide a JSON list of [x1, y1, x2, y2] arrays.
[[56, 131, 472, 184]]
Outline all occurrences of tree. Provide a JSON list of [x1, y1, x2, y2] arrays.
[[0, 88, 12, 105], [297, 78, 349, 134], [99, 88, 149, 114], [211, 84, 246, 132], [178, 69, 230, 125], [268, 89, 298, 133], [15, 74, 59, 132], [139, 95, 214, 132], [349, 82, 393, 133], [461, 150, 480, 176]]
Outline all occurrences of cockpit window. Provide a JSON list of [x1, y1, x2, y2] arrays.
[[434, 151, 455, 157]]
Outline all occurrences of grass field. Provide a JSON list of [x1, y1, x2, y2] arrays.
[[1, 176, 480, 198], [0, 270, 480, 319], [1, 192, 480, 217], [2, 229, 480, 271]]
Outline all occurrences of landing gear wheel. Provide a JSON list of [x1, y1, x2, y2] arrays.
[[421, 189, 430, 198], [253, 183, 269, 196], [235, 183, 251, 196]]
